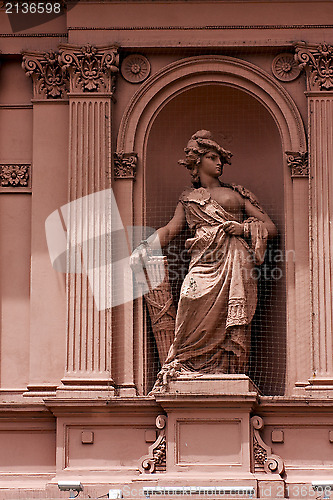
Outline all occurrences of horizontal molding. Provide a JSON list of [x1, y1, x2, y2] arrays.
[[0, 33, 68, 37], [68, 24, 333, 31], [0, 104, 32, 109]]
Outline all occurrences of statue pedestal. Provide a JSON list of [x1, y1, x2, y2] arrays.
[[154, 374, 259, 479]]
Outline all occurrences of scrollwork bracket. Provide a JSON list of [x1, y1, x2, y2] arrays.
[[139, 415, 167, 474], [251, 416, 285, 476]]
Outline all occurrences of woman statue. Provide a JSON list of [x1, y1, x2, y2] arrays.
[[131, 130, 277, 388]]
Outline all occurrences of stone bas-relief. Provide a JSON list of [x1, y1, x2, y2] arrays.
[[131, 131, 277, 391]]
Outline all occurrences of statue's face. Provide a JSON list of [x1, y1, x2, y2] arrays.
[[199, 150, 223, 178]]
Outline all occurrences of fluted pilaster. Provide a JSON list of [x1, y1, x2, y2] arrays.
[[58, 44, 119, 392]]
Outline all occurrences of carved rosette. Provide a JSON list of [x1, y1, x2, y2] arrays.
[[0, 164, 31, 189], [113, 152, 138, 179], [58, 44, 119, 94], [295, 43, 333, 91], [22, 50, 68, 99], [285, 151, 309, 178], [272, 53, 301, 82], [139, 415, 167, 474], [121, 54, 151, 83], [251, 416, 285, 476]]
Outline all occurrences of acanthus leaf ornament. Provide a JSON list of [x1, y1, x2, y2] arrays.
[[285, 151, 309, 178], [295, 42, 333, 91], [114, 151, 138, 179], [58, 44, 119, 94], [22, 50, 68, 99]]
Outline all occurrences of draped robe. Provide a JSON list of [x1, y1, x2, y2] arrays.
[[163, 186, 267, 375]]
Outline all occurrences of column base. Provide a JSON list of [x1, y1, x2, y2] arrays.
[[23, 384, 58, 398], [305, 376, 333, 393], [58, 375, 115, 398]]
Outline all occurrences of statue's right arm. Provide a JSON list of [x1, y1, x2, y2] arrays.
[[130, 202, 186, 267], [155, 202, 186, 248]]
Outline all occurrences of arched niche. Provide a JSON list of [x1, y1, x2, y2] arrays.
[[116, 55, 307, 396]]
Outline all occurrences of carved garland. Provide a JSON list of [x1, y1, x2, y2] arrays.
[[285, 151, 309, 178], [0, 164, 31, 189], [113, 152, 138, 179], [139, 415, 167, 474], [22, 50, 68, 99], [251, 416, 285, 476], [58, 44, 119, 94], [295, 42, 333, 91]]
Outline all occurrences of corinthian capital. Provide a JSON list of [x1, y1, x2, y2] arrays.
[[58, 44, 119, 94], [22, 50, 68, 99], [114, 152, 138, 179], [285, 151, 309, 178], [295, 42, 333, 91]]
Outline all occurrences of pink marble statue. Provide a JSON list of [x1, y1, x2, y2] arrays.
[[131, 131, 277, 387]]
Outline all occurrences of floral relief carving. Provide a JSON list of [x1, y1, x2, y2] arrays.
[[253, 434, 268, 465], [139, 415, 167, 474], [58, 44, 119, 94], [272, 53, 301, 82], [0, 164, 31, 188], [121, 54, 151, 83], [22, 51, 68, 99], [114, 152, 138, 179], [251, 416, 285, 476], [285, 151, 309, 178], [295, 42, 333, 91]]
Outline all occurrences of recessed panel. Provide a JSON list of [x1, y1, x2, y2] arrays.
[[67, 426, 151, 469], [177, 420, 242, 465]]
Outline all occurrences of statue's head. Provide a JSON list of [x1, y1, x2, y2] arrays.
[[179, 130, 232, 188]]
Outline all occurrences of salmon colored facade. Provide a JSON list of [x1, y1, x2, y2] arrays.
[[1, 1, 333, 498]]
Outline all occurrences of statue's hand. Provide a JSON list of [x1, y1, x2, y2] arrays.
[[222, 221, 244, 236], [130, 242, 152, 270]]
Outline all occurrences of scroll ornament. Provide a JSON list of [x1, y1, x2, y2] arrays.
[[139, 415, 167, 474], [295, 42, 333, 91], [22, 50, 68, 99], [58, 44, 119, 94], [251, 416, 285, 476], [285, 151, 309, 178]]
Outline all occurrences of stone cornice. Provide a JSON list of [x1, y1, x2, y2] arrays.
[[295, 42, 333, 91], [22, 50, 68, 99], [58, 44, 119, 94]]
